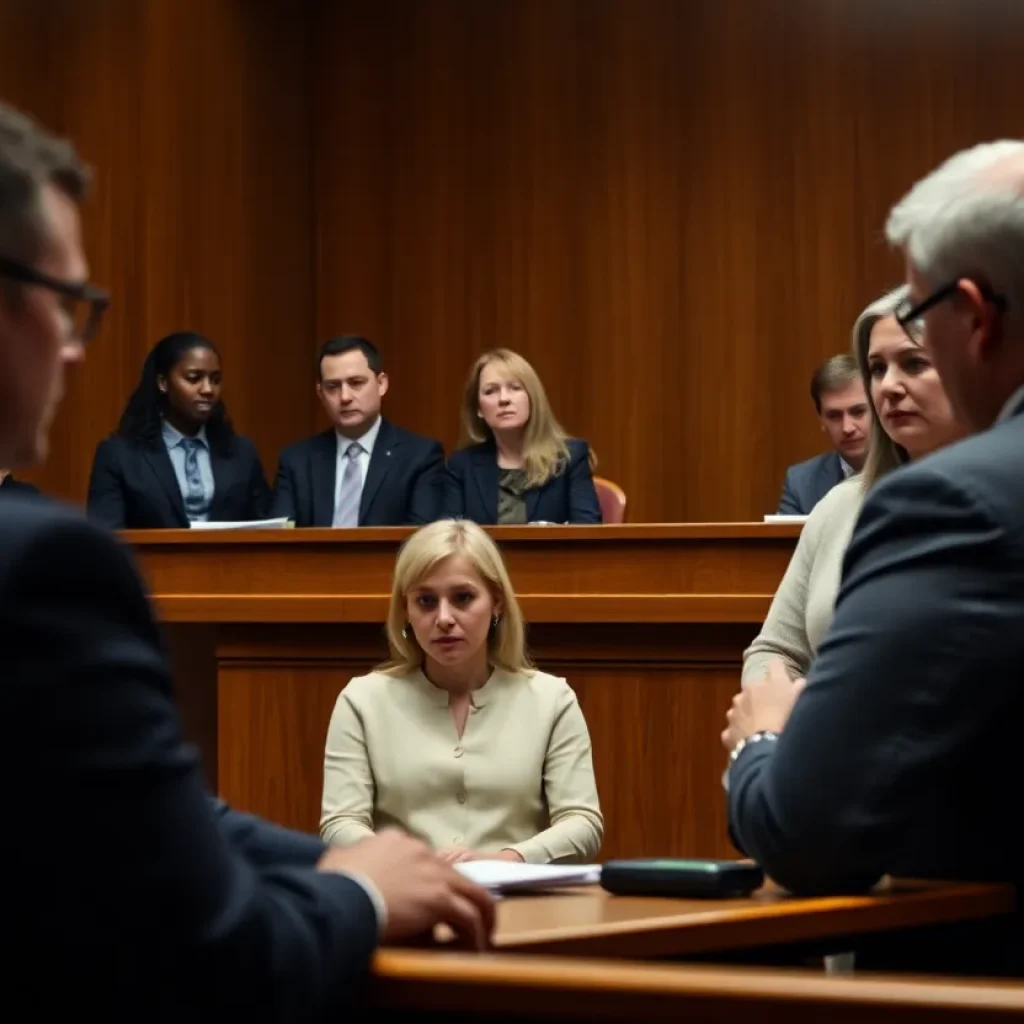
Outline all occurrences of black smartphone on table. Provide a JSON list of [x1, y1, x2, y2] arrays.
[[600, 858, 764, 899]]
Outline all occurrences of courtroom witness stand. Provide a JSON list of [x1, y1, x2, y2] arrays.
[[271, 335, 444, 526], [742, 286, 967, 687], [723, 140, 1024, 977], [86, 331, 271, 528], [777, 354, 871, 515], [0, 101, 493, 1021], [321, 518, 604, 864], [441, 348, 602, 524]]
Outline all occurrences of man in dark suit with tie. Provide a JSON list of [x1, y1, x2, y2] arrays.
[[777, 354, 869, 514], [0, 103, 492, 1017], [271, 336, 443, 527], [724, 141, 1024, 976]]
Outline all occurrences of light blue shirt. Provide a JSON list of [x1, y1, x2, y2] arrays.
[[333, 415, 382, 522], [162, 419, 214, 522]]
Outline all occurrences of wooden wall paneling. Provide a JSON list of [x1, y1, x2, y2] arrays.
[[4, 0, 1023, 515], [0, 0, 315, 501], [312, 0, 1024, 522], [215, 626, 384, 828]]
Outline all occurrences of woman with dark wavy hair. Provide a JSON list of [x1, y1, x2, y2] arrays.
[[87, 331, 271, 529]]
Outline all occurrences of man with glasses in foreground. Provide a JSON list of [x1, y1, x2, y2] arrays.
[[722, 139, 1024, 977], [0, 103, 493, 1018]]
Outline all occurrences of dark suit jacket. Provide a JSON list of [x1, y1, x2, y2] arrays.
[[212, 798, 325, 869], [270, 419, 443, 527], [87, 433, 271, 530], [441, 439, 602, 525], [0, 497, 378, 1017], [729, 398, 1024, 976], [0, 475, 40, 497], [777, 451, 846, 515]]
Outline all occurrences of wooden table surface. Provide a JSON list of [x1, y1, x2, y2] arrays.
[[368, 951, 1024, 1021], [431, 879, 1017, 959]]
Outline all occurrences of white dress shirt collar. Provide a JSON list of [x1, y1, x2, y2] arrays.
[[335, 415, 382, 457]]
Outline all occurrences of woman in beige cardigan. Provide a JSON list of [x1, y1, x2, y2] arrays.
[[321, 518, 603, 864], [742, 286, 967, 686]]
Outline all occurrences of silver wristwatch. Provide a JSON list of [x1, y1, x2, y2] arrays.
[[729, 729, 780, 764]]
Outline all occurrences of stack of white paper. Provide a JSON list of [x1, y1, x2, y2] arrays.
[[454, 861, 602, 893], [762, 514, 808, 524], [189, 518, 292, 530]]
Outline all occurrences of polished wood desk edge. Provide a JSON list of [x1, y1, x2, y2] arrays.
[[151, 592, 775, 624], [492, 881, 1017, 954], [371, 950, 1024, 1010], [120, 522, 804, 545]]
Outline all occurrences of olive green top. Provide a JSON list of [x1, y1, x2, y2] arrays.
[[497, 467, 528, 525]]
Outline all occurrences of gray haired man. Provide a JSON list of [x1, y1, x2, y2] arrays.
[[723, 140, 1024, 976]]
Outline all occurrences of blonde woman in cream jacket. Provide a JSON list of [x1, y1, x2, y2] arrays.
[[321, 518, 603, 865]]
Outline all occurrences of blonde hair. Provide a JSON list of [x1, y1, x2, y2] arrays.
[[381, 519, 533, 676], [460, 348, 596, 489], [852, 285, 911, 491]]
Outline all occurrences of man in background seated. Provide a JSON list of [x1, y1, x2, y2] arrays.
[[0, 468, 39, 496], [0, 102, 493, 1018], [777, 354, 869, 514], [271, 335, 444, 526], [724, 139, 1024, 976]]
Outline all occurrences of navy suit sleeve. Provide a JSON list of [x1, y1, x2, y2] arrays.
[[407, 440, 444, 525], [244, 443, 272, 520], [567, 442, 601, 524], [777, 467, 802, 515], [727, 464, 1024, 895], [269, 449, 298, 523], [6, 513, 378, 1016], [440, 451, 467, 518], [86, 439, 128, 530], [212, 799, 325, 868]]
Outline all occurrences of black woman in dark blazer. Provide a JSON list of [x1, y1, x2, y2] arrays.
[[87, 331, 271, 529], [442, 348, 601, 525]]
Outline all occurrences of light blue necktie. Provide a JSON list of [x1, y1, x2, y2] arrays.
[[181, 438, 206, 520], [332, 442, 363, 527]]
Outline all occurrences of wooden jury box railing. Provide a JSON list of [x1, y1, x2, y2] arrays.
[[124, 524, 801, 860]]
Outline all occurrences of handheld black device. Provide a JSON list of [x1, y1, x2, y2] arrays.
[[600, 858, 764, 898]]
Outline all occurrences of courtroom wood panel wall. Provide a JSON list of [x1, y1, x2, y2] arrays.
[[0, 0, 315, 501], [311, 0, 1024, 522], [4, 0, 1024, 519]]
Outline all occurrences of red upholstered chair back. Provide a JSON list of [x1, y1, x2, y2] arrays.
[[593, 476, 627, 524]]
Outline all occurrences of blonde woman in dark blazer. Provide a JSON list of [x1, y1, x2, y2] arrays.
[[742, 286, 967, 686], [321, 518, 603, 864], [441, 349, 601, 524]]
